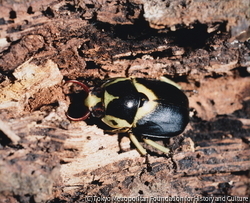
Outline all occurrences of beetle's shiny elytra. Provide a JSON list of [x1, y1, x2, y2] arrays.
[[67, 77, 189, 155]]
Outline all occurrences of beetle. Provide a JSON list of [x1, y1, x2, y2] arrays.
[[66, 77, 189, 155]]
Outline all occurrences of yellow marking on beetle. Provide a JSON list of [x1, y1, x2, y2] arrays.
[[84, 93, 101, 109], [104, 90, 119, 109], [160, 76, 181, 89], [132, 78, 158, 124], [102, 115, 131, 128], [103, 77, 129, 87]]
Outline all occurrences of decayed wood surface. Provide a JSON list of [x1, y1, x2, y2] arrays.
[[0, 0, 250, 202]]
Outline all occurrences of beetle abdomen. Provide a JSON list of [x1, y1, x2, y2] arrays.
[[133, 103, 189, 138], [132, 78, 189, 138]]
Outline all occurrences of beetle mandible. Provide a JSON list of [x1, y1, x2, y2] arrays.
[[66, 77, 189, 155]]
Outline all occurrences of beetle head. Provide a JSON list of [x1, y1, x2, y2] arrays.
[[66, 80, 105, 121], [66, 80, 91, 121], [84, 87, 105, 118]]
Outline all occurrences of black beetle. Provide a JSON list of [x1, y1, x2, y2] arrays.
[[67, 77, 189, 155]]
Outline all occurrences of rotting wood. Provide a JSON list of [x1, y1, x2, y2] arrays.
[[0, 119, 20, 144], [0, 0, 249, 202], [0, 109, 249, 201]]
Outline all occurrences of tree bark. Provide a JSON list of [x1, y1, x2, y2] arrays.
[[0, 0, 249, 202]]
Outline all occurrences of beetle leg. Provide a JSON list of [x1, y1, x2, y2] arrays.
[[143, 138, 170, 154], [160, 76, 182, 89], [105, 128, 129, 134], [129, 133, 147, 156]]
